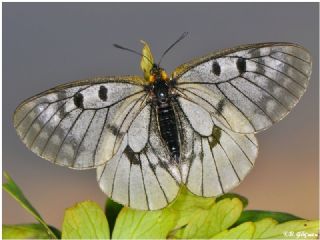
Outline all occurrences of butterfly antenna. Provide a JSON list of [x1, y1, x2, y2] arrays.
[[113, 43, 153, 65], [158, 32, 189, 66]]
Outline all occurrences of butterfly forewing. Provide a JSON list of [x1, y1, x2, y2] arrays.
[[14, 76, 147, 169], [174, 43, 312, 133]]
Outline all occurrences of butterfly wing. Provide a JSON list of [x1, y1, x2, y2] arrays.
[[173, 99, 257, 197], [97, 107, 181, 210], [14, 76, 150, 169], [173, 43, 312, 133]]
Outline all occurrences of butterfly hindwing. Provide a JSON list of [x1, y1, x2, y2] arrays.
[[174, 43, 312, 133], [14, 76, 148, 169], [174, 99, 258, 197], [97, 108, 181, 210]]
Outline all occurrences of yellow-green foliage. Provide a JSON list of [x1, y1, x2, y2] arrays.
[[3, 173, 319, 239]]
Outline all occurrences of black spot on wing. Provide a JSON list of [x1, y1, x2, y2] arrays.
[[236, 58, 246, 74], [124, 146, 140, 165], [208, 126, 221, 149], [217, 99, 226, 113], [73, 92, 84, 108], [212, 60, 221, 76], [108, 124, 118, 135], [99, 86, 108, 101]]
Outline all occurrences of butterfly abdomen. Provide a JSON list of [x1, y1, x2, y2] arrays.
[[152, 76, 180, 162], [157, 103, 180, 162]]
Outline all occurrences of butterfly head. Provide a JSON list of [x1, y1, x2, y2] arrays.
[[149, 64, 169, 83]]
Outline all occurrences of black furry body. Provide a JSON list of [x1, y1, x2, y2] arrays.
[[152, 78, 180, 162]]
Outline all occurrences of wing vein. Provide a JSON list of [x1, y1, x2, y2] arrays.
[[16, 85, 92, 128], [72, 110, 97, 167], [219, 127, 254, 166], [22, 103, 51, 140], [225, 82, 275, 123], [40, 107, 77, 156], [148, 143, 179, 185], [245, 135, 258, 147], [247, 71, 301, 99], [15, 103, 46, 129], [110, 151, 125, 197], [53, 110, 84, 163], [213, 135, 241, 182], [215, 84, 258, 131], [239, 76, 291, 111], [268, 55, 309, 78], [272, 50, 311, 64], [138, 153, 150, 210], [210, 143, 224, 194], [144, 151, 169, 204], [249, 59, 306, 89], [112, 94, 147, 155], [176, 87, 233, 130], [93, 109, 110, 166], [30, 101, 68, 148]]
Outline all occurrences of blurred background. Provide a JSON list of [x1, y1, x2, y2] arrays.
[[3, 3, 319, 228]]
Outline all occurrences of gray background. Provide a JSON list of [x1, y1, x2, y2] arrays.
[[3, 3, 319, 227]]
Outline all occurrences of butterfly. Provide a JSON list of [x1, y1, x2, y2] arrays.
[[14, 33, 312, 210]]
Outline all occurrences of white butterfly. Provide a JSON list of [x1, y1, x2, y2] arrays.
[[14, 35, 312, 210]]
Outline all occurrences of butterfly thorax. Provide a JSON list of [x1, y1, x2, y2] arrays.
[[153, 78, 170, 104], [150, 65, 180, 162], [149, 64, 173, 106]]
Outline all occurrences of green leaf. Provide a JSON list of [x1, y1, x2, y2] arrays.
[[2, 172, 58, 239], [112, 207, 177, 239], [61, 200, 110, 239], [105, 198, 123, 234], [140, 40, 154, 80], [49, 226, 62, 238], [216, 192, 249, 208], [234, 210, 303, 227], [174, 198, 243, 239], [168, 186, 215, 229], [212, 222, 255, 239], [253, 218, 319, 239], [2, 224, 59, 239]]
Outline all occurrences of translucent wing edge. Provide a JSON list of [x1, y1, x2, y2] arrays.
[[172, 42, 312, 79], [14, 75, 146, 117]]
